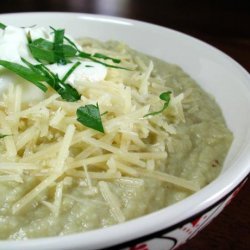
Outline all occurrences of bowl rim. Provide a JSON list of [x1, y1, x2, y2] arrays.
[[0, 11, 250, 250]]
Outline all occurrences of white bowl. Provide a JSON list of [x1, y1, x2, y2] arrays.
[[0, 12, 250, 250]]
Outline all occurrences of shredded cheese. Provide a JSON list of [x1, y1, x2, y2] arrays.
[[53, 181, 64, 217], [98, 181, 125, 223], [0, 40, 198, 223]]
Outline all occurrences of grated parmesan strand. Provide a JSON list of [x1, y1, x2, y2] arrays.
[[55, 124, 75, 171], [53, 181, 64, 217], [98, 181, 125, 223], [137, 168, 200, 192], [12, 173, 59, 214]]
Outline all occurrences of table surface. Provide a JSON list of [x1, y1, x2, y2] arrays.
[[1, 1, 250, 249]]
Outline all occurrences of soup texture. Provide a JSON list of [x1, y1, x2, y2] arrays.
[[0, 28, 232, 239]]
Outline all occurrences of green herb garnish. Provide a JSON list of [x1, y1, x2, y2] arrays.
[[0, 58, 81, 102], [77, 103, 104, 133], [144, 91, 172, 117], [101, 111, 108, 116], [80, 54, 128, 70], [61, 61, 81, 83], [0, 24, 130, 133], [53, 28, 67, 65], [26, 31, 33, 44], [0, 23, 6, 30], [0, 60, 48, 92], [92, 53, 121, 64], [50, 27, 122, 65], [24, 60, 81, 102], [0, 134, 11, 139], [28, 38, 72, 64], [27, 27, 129, 70]]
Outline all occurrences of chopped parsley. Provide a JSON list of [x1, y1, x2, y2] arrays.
[[0, 59, 48, 92], [53, 28, 67, 65], [0, 23, 6, 30], [61, 61, 81, 83], [144, 91, 172, 117], [27, 26, 128, 70], [21, 58, 81, 102], [101, 111, 108, 116], [77, 103, 104, 133], [0, 24, 131, 133], [0, 134, 11, 139]]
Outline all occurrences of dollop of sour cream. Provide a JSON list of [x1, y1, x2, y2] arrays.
[[0, 25, 107, 101]]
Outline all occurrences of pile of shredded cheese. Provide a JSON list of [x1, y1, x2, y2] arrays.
[[0, 39, 200, 224]]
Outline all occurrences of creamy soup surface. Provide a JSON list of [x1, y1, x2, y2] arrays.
[[0, 25, 232, 239]]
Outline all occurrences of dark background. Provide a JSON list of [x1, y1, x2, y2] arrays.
[[1, 1, 250, 249]]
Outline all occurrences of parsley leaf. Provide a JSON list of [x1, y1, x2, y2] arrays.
[[0, 58, 81, 102], [28, 38, 77, 64], [33, 27, 129, 70], [93, 53, 121, 64], [28, 38, 56, 63], [61, 61, 81, 83], [26, 31, 33, 44], [31, 63, 81, 102], [56, 83, 81, 102], [0, 60, 48, 92], [159, 91, 172, 103], [76, 103, 104, 133], [101, 111, 108, 116], [0, 134, 11, 139], [0, 23, 6, 30], [80, 54, 130, 70], [144, 91, 172, 117], [53, 29, 67, 65]]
